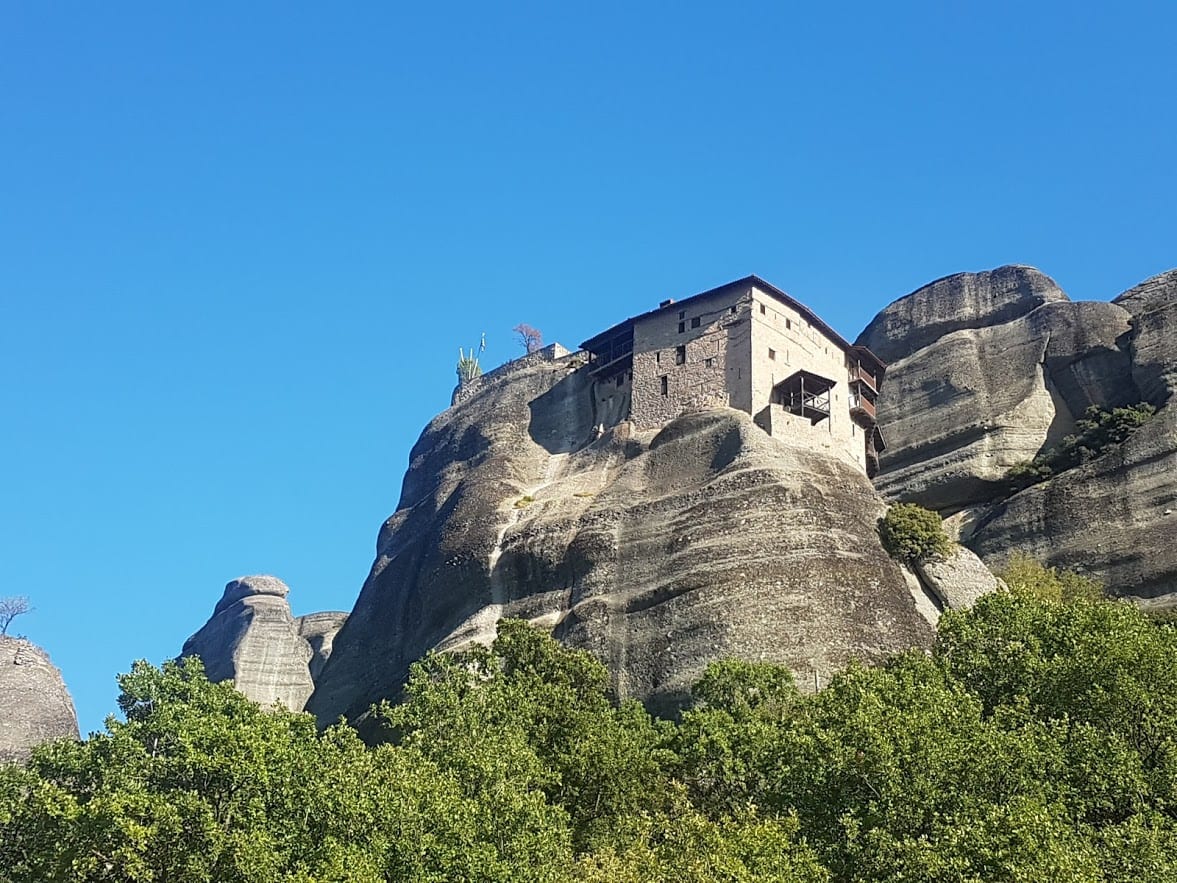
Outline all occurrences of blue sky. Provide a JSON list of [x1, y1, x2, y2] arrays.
[[2, 2, 1174, 733]]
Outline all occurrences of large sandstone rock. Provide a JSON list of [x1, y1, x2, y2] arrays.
[[182, 576, 347, 711], [0, 636, 79, 763], [867, 293, 1137, 512], [858, 266, 1139, 512], [862, 265, 1177, 604], [297, 611, 349, 681], [857, 265, 1069, 364], [967, 270, 1177, 600], [308, 354, 934, 724]]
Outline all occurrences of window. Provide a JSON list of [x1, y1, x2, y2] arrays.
[[786, 318, 791, 330], [678, 322, 685, 333], [759, 304, 766, 315], [656, 351, 661, 365], [690, 316, 701, 328], [768, 348, 776, 361], [616, 374, 624, 387], [675, 345, 686, 365], [729, 305, 737, 314], [678, 310, 685, 320], [660, 375, 669, 396], [705, 357, 713, 368]]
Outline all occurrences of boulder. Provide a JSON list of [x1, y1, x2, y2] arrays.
[[914, 546, 1003, 610], [182, 576, 316, 710], [307, 354, 934, 724], [0, 636, 79, 764]]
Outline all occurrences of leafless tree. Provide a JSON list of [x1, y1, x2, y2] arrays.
[[0, 596, 32, 636], [513, 323, 543, 354]]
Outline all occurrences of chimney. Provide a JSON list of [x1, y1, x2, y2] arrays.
[[659, 298, 675, 309]]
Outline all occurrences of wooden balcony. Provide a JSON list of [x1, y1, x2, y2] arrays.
[[773, 370, 834, 425], [849, 393, 876, 423], [848, 365, 878, 393]]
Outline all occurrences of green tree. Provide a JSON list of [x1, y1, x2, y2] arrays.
[[379, 619, 675, 855]]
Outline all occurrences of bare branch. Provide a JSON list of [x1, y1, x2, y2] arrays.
[[0, 596, 32, 636], [512, 323, 543, 354]]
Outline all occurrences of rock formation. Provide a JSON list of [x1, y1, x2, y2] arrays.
[[181, 576, 347, 710], [860, 265, 1177, 605], [308, 353, 935, 725], [914, 546, 1003, 612], [0, 636, 79, 764]]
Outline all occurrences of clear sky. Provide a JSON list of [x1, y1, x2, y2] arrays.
[[2, 2, 1174, 733]]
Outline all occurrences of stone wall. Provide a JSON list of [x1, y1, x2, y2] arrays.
[[452, 343, 574, 407], [749, 285, 868, 469], [592, 369, 632, 429], [630, 289, 750, 428], [754, 403, 866, 470]]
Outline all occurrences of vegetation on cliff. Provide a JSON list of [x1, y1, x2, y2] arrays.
[[3, 575, 1176, 882], [878, 502, 951, 564], [1005, 402, 1157, 491]]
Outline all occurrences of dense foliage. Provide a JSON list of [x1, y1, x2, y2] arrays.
[[1005, 402, 1156, 490], [877, 502, 951, 564], [4, 584, 1177, 881]]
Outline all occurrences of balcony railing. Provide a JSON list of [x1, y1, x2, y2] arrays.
[[849, 394, 877, 422], [848, 365, 878, 393]]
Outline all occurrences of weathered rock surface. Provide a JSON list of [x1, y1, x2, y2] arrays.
[[914, 546, 1003, 611], [857, 265, 1069, 364], [862, 265, 1177, 603], [0, 636, 79, 764], [182, 576, 346, 710], [967, 270, 1177, 599], [867, 293, 1137, 512], [308, 355, 935, 724], [297, 611, 349, 681]]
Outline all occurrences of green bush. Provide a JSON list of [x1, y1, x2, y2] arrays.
[[998, 552, 1103, 603], [878, 502, 951, 564]]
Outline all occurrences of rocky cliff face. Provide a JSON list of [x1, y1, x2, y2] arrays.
[[0, 636, 79, 763], [308, 354, 936, 725], [860, 265, 1177, 604], [181, 576, 347, 710]]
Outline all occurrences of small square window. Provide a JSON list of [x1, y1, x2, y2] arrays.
[[660, 375, 669, 396], [705, 357, 713, 368], [678, 322, 685, 333], [768, 348, 776, 361], [675, 345, 686, 365], [678, 310, 685, 320], [690, 316, 701, 329], [729, 306, 737, 314]]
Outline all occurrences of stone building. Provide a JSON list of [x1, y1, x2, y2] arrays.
[[581, 275, 886, 474]]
